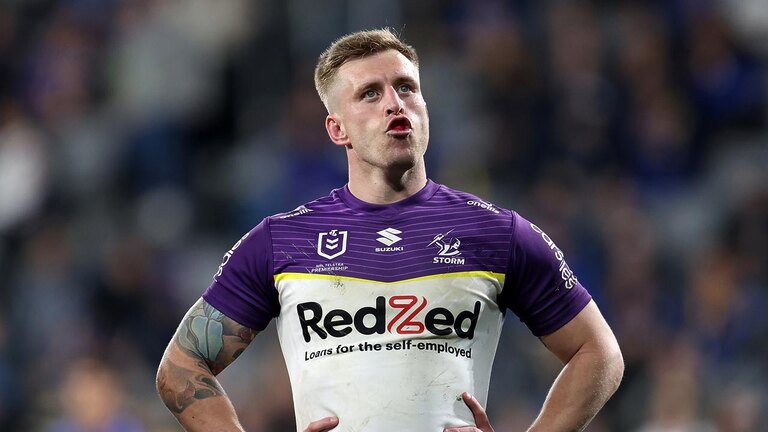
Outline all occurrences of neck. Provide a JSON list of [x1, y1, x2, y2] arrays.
[[347, 161, 428, 204]]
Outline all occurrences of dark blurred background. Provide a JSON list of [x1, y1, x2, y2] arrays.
[[1, 0, 767, 431]]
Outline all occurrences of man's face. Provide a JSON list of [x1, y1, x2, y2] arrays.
[[325, 49, 429, 173]]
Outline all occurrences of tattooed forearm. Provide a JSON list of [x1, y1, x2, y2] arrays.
[[174, 299, 257, 374], [157, 358, 225, 414]]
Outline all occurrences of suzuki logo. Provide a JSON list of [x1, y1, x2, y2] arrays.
[[376, 228, 402, 246], [317, 230, 348, 260]]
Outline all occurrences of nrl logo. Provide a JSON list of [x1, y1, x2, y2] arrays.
[[317, 230, 348, 260]]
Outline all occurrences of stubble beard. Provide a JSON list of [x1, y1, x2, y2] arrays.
[[348, 125, 428, 181], [382, 133, 427, 174]]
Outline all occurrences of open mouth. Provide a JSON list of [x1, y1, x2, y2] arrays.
[[386, 117, 412, 137]]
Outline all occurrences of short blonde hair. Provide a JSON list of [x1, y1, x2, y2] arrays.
[[314, 28, 419, 109]]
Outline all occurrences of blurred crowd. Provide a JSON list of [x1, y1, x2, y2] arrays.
[[1, 0, 767, 431]]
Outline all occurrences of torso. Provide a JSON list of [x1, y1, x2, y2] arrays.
[[204, 179, 592, 431], [269, 181, 510, 431]]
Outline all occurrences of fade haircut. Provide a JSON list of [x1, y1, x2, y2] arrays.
[[314, 28, 419, 110]]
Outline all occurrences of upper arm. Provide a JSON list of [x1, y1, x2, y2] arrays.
[[502, 213, 592, 336], [169, 297, 258, 375], [159, 220, 274, 378], [539, 300, 621, 365], [202, 219, 279, 331], [156, 298, 258, 415]]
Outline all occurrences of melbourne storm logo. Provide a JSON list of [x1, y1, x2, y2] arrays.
[[428, 229, 464, 265]]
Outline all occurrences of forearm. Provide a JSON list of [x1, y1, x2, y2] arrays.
[[157, 344, 245, 432], [527, 346, 623, 432]]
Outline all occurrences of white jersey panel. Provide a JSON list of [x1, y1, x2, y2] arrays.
[[274, 272, 505, 432]]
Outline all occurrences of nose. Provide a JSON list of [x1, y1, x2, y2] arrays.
[[384, 86, 404, 115]]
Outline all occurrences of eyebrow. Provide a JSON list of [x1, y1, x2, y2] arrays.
[[354, 74, 417, 93]]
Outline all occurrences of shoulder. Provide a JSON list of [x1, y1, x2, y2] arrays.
[[209, 191, 347, 284], [433, 183, 516, 221], [222, 190, 344, 256], [266, 187, 348, 225]]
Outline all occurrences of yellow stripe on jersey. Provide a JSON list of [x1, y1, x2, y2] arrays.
[[274, 271, 505, 285]]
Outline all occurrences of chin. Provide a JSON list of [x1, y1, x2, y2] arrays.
[[385, 156, 420, 173]]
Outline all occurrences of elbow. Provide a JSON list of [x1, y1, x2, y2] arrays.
[[605, 340, 625, 393], [155, 359, 170, 398], [156, 358, 186, 414], [156, 357, 182, 403]]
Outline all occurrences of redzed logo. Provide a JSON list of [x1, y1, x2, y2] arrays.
[[387, 296, 427, 334], [297, 295, 481, 343]]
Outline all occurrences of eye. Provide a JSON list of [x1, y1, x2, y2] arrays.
[[398, 84, 413, 93], [363, 89, 378, 99]]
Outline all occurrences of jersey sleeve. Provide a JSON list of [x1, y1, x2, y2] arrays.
[[202, 219, 279, 331], [500, 212, 592, 336]]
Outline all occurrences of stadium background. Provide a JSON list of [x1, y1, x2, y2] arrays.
[[1, 0, 767, 430]]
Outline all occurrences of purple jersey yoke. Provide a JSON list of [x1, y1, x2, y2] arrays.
[[203, 180, 591, 336]]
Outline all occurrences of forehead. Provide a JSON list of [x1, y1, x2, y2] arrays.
[[334, 49, 419, 91]]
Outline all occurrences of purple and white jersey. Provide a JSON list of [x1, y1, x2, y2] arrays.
[[203, 180, 591, 431]]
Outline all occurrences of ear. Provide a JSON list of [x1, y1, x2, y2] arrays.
[[325, 114, 350, 147]]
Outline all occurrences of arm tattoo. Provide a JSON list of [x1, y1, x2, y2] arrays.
[[175, 299, 258, 374], [176, 301, 226, 363], [157, 358, 225, 414], [158, 299, 258, 415]]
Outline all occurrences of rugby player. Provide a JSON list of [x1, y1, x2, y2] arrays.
[[156, 28, 624, 432]]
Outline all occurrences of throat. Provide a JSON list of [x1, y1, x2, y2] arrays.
[[347, 169, 428, 205]]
